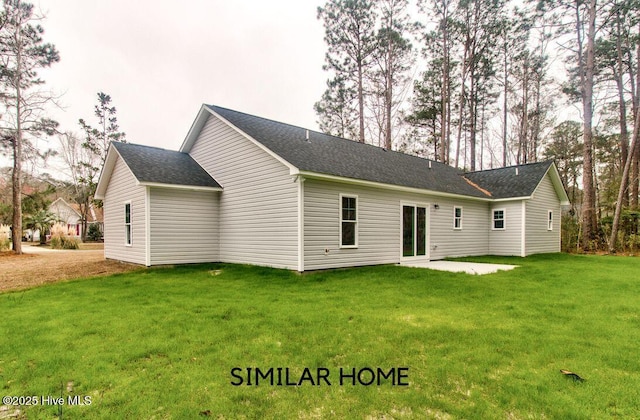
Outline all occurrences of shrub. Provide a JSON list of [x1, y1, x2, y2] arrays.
[[49, 223, 79, 250], [561, 213, 580, 253], [87, 223, 103, 242], [0, 224, 10, 251]]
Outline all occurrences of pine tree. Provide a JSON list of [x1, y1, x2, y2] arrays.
[[0, 0, 59, 254], [77, 92, 126, 241], [317, 0, 377, 143]]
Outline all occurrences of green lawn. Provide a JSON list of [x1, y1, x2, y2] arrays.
[[1, 254, 639, 418]]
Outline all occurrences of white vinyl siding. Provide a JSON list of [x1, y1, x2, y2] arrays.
[[189, 114, 298, 270], [103, 156, 147, 265], [149, 188, 219, 265], [430, 200, 489, 259], [525, 174, 561, 255], [489, 201, 523, 256], [303, 179, 491, 270]]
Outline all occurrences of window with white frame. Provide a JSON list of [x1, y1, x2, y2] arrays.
[[492, 209, 505, 230], [125, 202, 132, 245], [547, 210, 553, 231], [340, 194, 357, 247], [453, 206, 463, 230]]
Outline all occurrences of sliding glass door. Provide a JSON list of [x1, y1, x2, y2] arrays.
[[402, 204, 428, 258]]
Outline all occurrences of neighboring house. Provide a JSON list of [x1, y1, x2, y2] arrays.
[[49, 197, 104, 239], [95, 104, 570, 270]]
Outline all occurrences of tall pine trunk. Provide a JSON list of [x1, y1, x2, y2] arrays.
[[614, 4, 629, 206], [358, 62, 366, 143], [11, 28, 23, 255], [631, 25, 640, 208], [609, 91, 640, 252], [580, 0, 598, 250], [440, 11, 449, 164], [502, 43, 508, 167]]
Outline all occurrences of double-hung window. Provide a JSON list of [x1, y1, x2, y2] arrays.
[[453, 206, 463, 230], [125, 202, 132, 246], [547, 210, 553, 231], [492, 209, 505, 230], [340, 194, 357, 247]]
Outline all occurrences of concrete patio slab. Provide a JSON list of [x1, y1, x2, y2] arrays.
[[401, 260, 518, 275]]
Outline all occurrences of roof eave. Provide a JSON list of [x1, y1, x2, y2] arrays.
[[491, 196, 532, 202], [94, 144, 120, 200], [179, 104, 212, 153], [138, 181, 223, 192], [296, 170, 493, 202]]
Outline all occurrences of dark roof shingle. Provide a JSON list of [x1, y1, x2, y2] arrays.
[[464, 161, 553, 199], [112, 142, 221, 189], [207, 105, 490, 199]]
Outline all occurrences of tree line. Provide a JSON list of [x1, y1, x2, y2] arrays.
[[0, 0, 124, 254], [315, 0, 640, 253]]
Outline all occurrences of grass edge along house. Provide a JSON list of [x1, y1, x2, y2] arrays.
[[95, 104, 570, 271]]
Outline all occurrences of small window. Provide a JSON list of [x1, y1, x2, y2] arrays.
[[547, 210, 553, 231], [493, 209, 505, 230], [125, 202, 132, 246], [453, 206, 463, 230], [340, 194, 357, 247]]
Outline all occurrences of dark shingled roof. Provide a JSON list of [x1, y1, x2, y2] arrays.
[[464, 161, 553, 199], [207, 105, 490, 199], [112, 142, 221, 189]]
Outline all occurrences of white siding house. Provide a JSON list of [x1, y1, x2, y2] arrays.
[[148, 188, 219, 265], [103, 156, 147, 265], [188, 115, 298, 269], [525, 174, 562, 255], [96, 104, 570, 270]]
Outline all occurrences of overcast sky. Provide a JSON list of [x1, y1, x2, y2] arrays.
[[34, 0, 327, 162]]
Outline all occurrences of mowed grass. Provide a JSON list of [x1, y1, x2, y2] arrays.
[[1, 254, 639, 419]]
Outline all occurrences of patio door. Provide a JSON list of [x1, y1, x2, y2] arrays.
[[402, 203, 428, 259]]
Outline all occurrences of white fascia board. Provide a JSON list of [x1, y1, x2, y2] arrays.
[[179, 104, 211, 153], [138, 182, 223, 192], [180, 104, 298, 173], [491, 196, 531, 203], [94, 145, 121, 199], [295, 170, 493, 202], [548, 163, 571, 206]]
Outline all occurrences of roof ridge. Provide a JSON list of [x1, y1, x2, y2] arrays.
[[465, 160, 552, 175], [207, 104, 444, 167], [113, 141, 181, 154]]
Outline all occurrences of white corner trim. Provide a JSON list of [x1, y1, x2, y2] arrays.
[[145, 187, 151, 267], [297, 176, 305, 272], [521, 200, 526, 257]]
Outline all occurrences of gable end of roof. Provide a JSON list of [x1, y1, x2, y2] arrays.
[[95, 142, 222, 200]]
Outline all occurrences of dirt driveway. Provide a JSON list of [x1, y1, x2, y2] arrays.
[[0, 243, 141, 293]]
